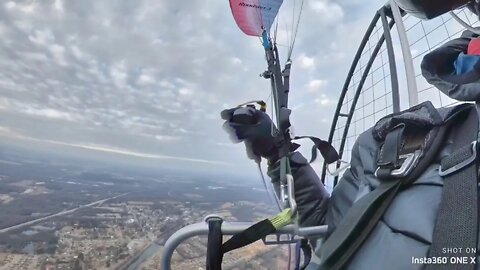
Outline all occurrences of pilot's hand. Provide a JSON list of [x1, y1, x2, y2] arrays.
[[221, 106, 279, 163]]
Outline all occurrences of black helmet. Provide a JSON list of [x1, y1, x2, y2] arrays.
[[394, 0, 472, 19]]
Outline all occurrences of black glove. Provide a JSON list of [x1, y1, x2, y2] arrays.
[[268, 152, 329, 227], [221, 106, 280, 163]]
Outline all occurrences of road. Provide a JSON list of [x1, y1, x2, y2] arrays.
[[0, 193, 129, 233]]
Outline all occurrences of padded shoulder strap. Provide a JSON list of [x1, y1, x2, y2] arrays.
[[426, 105, 479, 270]]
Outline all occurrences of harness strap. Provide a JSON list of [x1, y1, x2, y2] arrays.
[[426, 107, 479, 270], [293, 136, 339, 164], [223, 208, 293, 253], [294, 239, 312, 270], [376, 124, 406, 178], [319, 180, 401, 269]]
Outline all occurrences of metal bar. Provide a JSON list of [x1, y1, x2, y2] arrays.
[[380, 7, 400, 113], [334, 13, 396, 186], [320, 12, 381, 184], [390, 0, 419, 107], [264, 41, 296, 213], [265, 45, 284, 123], [160, 218, 328, 270]]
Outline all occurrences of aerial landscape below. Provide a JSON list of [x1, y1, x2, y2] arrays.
[[0, 140, 288, 270]]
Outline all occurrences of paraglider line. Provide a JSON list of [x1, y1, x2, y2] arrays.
[[289, 0, 305, 60]]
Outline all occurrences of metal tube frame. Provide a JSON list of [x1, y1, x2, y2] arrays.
[[390, 0, 419, 107], [161, 215, 328, 270], [321, 6, 400, 185], [321, 12, 381, 183], [380, 7, 401, 114]]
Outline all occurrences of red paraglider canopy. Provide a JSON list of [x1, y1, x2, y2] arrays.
[[229, 0, 283, 37]]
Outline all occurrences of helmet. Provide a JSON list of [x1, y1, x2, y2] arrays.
[[394, 0, 472, 19]]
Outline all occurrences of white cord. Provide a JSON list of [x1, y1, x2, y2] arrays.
[[256, 161, 283, 211]]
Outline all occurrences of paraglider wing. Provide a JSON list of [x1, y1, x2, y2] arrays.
[[229, 0, 283, 37]]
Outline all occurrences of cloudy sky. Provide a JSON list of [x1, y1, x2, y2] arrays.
[[0, 0, 386, 175]]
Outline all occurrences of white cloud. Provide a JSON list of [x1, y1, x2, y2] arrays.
[[179, 88, 193, 97], [23, 108, 75, 121], [309, 0, 344, 24], [314, 94, 336, 106], [298, 53, 315, 70], [137, 69, 157, 86], [159, 80, 175, 89], [155, 135, 179, 141], [49, 44, 68, 66], [152, 38, 163, 45], [4, 1, 37, 14], [54, 0, 64, 12], [137, 75, 153, 85], [110, 61, 128, 88], [215, 142, 238, 148], [4, 2, 15, 9], [231, 57, 242, 65], [29, 29, 55, 46], [23, 52, 49, 63], [307, 79, 327, 92], [70, 46, 85, 60], [18, 2, 36, 14]]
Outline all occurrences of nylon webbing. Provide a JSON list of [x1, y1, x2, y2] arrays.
[[222, 219, 276, 254], [222, 208, 294, 254], [376, 124, 405, 179], [426, 107, 478, 270], [294, 239, 312, 270], [319, 181, 400, 269], [293, 136, 339, 164]]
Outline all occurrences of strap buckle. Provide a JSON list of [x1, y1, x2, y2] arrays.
[[375, 150, 421, 178], [438, 141, 477, 177]]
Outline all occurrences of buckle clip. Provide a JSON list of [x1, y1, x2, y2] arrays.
[[438, 141, 477, 177], [375, 150, 422, 178]]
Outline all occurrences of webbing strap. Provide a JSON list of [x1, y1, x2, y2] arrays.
[[222, 219, 276, 254], [293, 136, 339, 164], [218, 209, 293, 262], [206, 218, 223, 270], [376, 124, 405, 179], [294, 239, 312, 270], [426, 108, 479, 270], [319, 181, 400, 269]]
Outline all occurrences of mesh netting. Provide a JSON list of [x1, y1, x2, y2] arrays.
[[324, 6, 479, 189]]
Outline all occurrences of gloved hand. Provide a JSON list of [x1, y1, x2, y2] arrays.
[[268, 152, 329, 227], [221, 106, 280, 164]]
